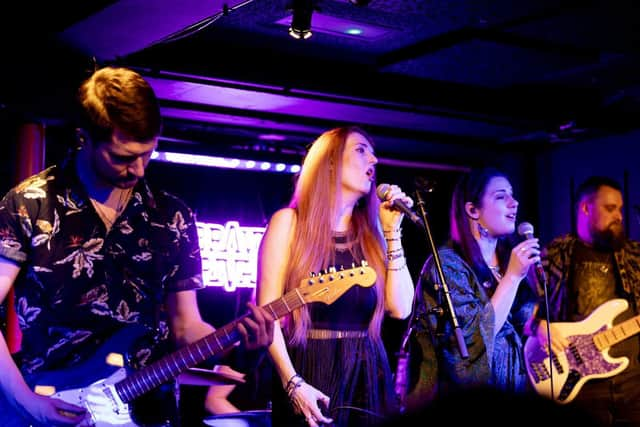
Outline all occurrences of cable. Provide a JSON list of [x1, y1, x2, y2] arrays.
[[540, 275, 554, 401], [147, 0, 256, 48], [330, 405, 385, 419]]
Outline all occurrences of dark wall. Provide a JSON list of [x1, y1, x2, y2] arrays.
[[535, 130, 640, 245], [0, 113, 21, 193]]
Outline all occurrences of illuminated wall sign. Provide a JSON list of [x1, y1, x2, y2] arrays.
[[197, 220, 266, 292]]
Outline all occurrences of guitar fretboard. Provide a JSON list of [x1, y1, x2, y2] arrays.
[[115, 289, 307, 403], [593, 314, 640, 350]]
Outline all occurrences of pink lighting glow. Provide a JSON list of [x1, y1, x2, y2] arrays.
[[151, 151, 300, 173], [197, 221, 266, 292]]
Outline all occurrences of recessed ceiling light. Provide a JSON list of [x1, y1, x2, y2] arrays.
[[345, 28, 363, 35], [275, 12, 394, 40]]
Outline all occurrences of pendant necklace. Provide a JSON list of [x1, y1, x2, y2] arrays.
[[91, 188, 132, 230]]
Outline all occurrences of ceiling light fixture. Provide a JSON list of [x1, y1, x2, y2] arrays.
[[288, 0, 314, 40], [349, 0, 371, 5], [151, 151, 301, 174]]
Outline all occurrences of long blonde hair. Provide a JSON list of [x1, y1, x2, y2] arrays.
[[284, 126, 386, 346]]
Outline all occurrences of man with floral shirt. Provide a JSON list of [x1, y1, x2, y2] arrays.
[[0, 66, 274, 426]]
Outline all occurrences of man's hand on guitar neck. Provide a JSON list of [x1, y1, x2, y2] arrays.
[[535, 320, 570, 355], [236, 303, 275, 351]]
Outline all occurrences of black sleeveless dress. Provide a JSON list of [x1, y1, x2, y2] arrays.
[[272, 234, 395, 426]]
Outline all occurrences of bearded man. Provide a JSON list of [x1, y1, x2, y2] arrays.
[[529, 176, 640, 426]]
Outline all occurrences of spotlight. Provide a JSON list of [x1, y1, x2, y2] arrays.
[[349, 0, 371, 5], [289, 0, 314, 39]]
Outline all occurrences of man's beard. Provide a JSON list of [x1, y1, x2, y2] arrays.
[[591, 222, 625, 251]]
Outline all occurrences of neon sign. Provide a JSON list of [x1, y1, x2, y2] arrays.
[[197, 221, 266, 292]]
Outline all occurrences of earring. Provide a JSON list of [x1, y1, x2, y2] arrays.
[[477, 222, 490, 238], [76, 129, 87, 150]]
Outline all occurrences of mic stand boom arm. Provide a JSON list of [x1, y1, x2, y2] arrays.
[[415, 190, 469, 359]]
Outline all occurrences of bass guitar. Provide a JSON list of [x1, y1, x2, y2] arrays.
[[2, 262, 376, 426], [523, 298, 639, 404]]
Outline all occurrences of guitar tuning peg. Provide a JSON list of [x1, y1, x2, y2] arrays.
[[361, 260, 368, 267], [310, 272, 316, 277], [351, 262, 356, 269], [328, 266, 336, 273], [339, 265, 345, 271]]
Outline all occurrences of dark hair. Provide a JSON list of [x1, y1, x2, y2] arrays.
[[575, 176, 622, 212], [450, 167, 514, 286], [76, 66, 162, 144]]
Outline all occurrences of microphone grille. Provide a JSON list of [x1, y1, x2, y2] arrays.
[[376, 183, 391, 201], [517, 222, 534, 237]]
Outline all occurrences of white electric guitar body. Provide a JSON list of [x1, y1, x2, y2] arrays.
[[49, 367, 133, 426], [524, 298, 638, 404]]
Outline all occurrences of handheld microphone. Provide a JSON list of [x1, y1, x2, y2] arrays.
[[376, 183, 424, 228], [517, 222, 547, 287]]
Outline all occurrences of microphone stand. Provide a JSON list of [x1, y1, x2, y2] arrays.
[[540, 274, 554, 400], [394, 322, 413, 414], [392, 185, 468, 413], [414, 188, 468, 360]]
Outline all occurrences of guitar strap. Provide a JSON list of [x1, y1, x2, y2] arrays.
[[615, 248, 640, 312], [147, 195, 171, 345], [126, 196, 181, 427], [566, 243, 578, 321]]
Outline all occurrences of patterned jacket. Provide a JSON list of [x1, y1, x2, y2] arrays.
[[407, 244, 536, 407], [538, 234, 640, 322]]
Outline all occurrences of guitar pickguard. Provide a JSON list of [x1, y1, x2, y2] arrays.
[[524, 298, 633, 403], [53, 368, 134, 426], [567, 329, 622, 377]]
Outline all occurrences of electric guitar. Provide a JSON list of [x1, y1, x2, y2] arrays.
[[1, 262, 376, 426], [523, 298, 640, 404]]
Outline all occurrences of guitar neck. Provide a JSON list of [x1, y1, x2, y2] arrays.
[[594, 313, 640, 350], [115, 288, 307, 402]]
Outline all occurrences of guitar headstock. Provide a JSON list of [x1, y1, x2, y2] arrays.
[[298, 261, 377, 305]]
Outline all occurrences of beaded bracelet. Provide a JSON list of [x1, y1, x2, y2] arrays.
[[387, 250, 405, 261], [383, 230, 402, 240], [285, 373, 302, 392], [387, 259, 407, 271], [384, 229, 401, 234], [286, 377, 305, 400], [383, 227, 402, 234]]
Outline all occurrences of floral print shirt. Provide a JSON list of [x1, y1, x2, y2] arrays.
[[0, 162, 203, 376]]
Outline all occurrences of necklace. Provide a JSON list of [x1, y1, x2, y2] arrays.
[[91, 188, 132, 230], [488, 264, 502, 281]]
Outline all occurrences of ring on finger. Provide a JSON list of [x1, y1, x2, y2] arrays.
[[520, 247, 527, 253]]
